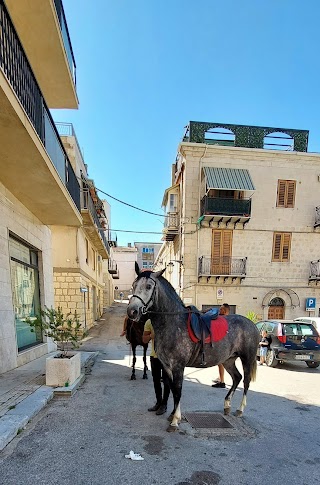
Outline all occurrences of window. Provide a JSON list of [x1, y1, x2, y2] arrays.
[[276, 180, 296, 208], [211, 230, 233, 274], [9, 236, 42, 351], [142, 247, 154, 253], [92, 249, 96, 271], [272, 232, 291, 262], [85, 239, 89, 265], [169, 194, 177, 212]]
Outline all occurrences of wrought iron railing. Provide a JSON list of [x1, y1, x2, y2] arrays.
[[315, 206, 320, 227], [164, 212, 179, 228], [107, 231, 118, 245], [199, 256, 247, 276], [53, 0, 76, 84], [81, 189, 110, 254], [310, 260, 320, 280], [0, 0, 80, 211], [201, 197, 251, 217], [108, 260, 117, 273]]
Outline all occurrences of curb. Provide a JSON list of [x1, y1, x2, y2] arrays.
[[0, 351, 98, 451]]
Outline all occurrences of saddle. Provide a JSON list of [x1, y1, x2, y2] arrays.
[[187, 306, 229, 365]]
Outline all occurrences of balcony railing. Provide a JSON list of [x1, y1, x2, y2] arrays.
[[107, 231, 118, 247], [0, 0, 80, 211], [108, 260, 117, 274], [199, 256, 247, 277], [81, 189, 110, 255], [53, 0, 76, 85], [201, 197, 251, 217], [315, 206, 320, 228], [164, 212, 179, 228], [310, 260, 320, 280]]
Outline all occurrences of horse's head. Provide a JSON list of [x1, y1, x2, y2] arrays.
[[127, 262, 165, 321]]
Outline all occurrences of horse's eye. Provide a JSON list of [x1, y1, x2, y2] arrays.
[[146, 284, 152, 291]]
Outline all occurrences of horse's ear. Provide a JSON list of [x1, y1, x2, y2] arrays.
[[152, 268, 166, 278], [135, 262, 140, 275]]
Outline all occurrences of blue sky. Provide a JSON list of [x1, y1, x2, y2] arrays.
[[53, 0, 320, 246]]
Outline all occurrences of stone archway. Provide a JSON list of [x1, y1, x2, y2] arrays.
[[268, 297, 285, 319]]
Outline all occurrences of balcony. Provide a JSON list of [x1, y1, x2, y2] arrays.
[[108, 260, 118, 274], [198, 256, 247, 282], [108, 231, 118, 247], [200, 197, 252, 225], [162, 212, 180, 241], [81, 190, 110, 259], [5, 0, 77, 108], [309, 260, 320, 282], [0, 0, 81, 226], [314, 207, 320, 228]]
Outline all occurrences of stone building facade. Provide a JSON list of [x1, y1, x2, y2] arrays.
[[156, 122, 320, 319]]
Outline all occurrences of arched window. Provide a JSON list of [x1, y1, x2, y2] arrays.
[[205, 127, 235, 147], [263, 132, 294, 151], [269, 297, 284, 307]]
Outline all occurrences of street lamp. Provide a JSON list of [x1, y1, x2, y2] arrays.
[[166, 259, 183, 275]]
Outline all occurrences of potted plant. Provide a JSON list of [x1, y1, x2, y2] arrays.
[[26, 307, 87, 387]]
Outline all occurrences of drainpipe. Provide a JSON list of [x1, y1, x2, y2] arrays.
[[195, 145, 208, 308]]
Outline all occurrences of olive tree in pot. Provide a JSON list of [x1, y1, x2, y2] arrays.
[[27, 307, 87, 387]]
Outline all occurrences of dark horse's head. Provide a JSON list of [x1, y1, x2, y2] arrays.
[[127, 262, 165, 321]]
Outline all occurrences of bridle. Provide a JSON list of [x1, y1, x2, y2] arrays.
[[131, 277, 157, 315]]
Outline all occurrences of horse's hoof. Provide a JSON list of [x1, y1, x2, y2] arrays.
[[130, 375, 136, 380], [142, 375, 148, 379], [224, 408, 231, 415], [235, 410, 243, 417], [166, 425, 178, 433], [167, 413, 174, 422]]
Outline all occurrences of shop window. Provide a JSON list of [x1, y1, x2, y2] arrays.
[[9, 235, 42, 352]]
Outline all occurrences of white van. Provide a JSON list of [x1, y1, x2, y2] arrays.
[[294, 317, 320, 334]]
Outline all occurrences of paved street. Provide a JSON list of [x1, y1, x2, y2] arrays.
[[0, 303, 319, 485]]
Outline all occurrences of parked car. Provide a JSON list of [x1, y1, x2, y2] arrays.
[[294, 317, 320, 334], [256, 320, 320, 368]]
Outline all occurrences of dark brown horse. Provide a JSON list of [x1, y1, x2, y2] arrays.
[[125, 315, 149, 380], [127, 263, 260, 431]]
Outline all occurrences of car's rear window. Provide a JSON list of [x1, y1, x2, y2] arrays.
[[283, 323, 317, 336]]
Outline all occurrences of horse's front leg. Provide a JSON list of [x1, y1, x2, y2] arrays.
[[166, 369, 183, 433], [131, 346, 136, 380], [142, 345, 148, 379]]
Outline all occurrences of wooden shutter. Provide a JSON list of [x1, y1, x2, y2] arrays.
[[286, 181, 296, 208], [211, 230, 232, 274], [277, 180, 286, 207], [282, 233, 291, 261], [272, 233, 282, 261], [277, 180, 296, 208], [272, 233, 291, 262]]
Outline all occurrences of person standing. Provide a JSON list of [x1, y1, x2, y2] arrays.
[[258, 330, 270, 365], [143, 319, 170, 415], [212, 303, 230, 389]]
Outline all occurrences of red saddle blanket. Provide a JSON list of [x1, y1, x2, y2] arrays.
[[187, 313, 229, 343]]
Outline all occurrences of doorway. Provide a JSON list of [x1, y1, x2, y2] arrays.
[[268, 297, 285, 319]]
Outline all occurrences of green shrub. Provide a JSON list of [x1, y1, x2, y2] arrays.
[[246, 311, 259, 324], [26, 307, 87, 357]]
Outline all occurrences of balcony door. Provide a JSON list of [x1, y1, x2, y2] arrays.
[[211, 230, 232, 275]]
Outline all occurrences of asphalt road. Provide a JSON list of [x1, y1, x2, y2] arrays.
[[0, 303, 319, 485]]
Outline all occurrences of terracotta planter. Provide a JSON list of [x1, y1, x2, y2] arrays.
[[46, 352, 81, 387]]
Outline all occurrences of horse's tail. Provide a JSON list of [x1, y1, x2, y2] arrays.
[[250, 358, 257, 382]]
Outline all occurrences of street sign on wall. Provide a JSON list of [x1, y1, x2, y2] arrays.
[[217, 288, 224, 300], [306, 297, 316, 311]]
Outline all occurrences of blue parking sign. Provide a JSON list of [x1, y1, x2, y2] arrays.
[[306, 298, 316, 310]]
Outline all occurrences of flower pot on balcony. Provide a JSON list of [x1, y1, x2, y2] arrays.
[[46, 352, 81, 387]]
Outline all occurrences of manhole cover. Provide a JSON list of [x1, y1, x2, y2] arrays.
[[184, 412, 233, 429]]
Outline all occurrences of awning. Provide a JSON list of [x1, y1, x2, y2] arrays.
[[203, 167, 255, 191]]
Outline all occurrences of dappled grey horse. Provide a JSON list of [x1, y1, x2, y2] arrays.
[[127, 263, 260, 432]]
